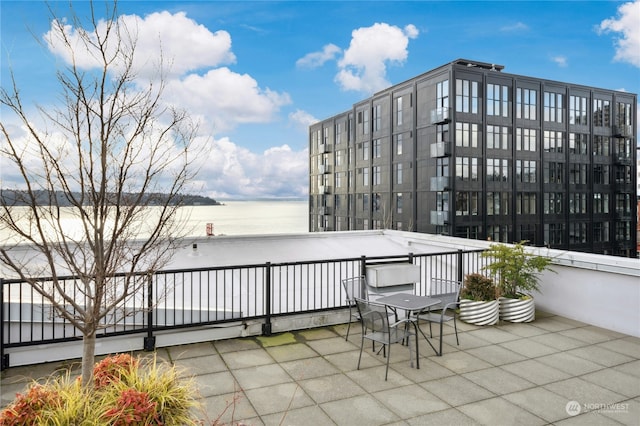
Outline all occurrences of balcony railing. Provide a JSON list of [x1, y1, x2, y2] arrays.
[[430, 141, 451, 158], [0, 249, 486, 369], [430, 107, 450, 125], [612, 124, 633, 138], [430, 176, 450, 192], [430, 210, 449, 226]]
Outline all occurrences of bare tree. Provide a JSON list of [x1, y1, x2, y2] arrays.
[[0, 2, 200, 386]]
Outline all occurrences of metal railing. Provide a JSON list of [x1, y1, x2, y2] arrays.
[[1, 248, 486, 370]]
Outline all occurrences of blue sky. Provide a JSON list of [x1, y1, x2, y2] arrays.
[[1, 0, 639, 199]]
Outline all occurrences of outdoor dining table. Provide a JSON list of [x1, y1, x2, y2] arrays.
[[375, 293, 442, 360]]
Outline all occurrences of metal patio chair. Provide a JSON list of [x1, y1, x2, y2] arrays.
[[341, 276, 369, 340], [414, 278, 462, 356], [355, 297, 418, 380]]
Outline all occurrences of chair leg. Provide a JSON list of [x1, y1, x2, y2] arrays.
[[345, 305, 352, 341], [384, 343, 390, 380], [357, 335, 364, 370], [453, 316, 459, 345], [438, 320, 444, 356]]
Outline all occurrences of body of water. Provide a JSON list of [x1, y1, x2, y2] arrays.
[[183, 200, 308, 236], [0, 200, 309, 243]]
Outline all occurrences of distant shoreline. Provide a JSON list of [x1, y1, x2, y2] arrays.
[[0, 189, 221, 207]]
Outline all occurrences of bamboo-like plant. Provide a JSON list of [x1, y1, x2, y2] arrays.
[[481, 241, 553, 299]]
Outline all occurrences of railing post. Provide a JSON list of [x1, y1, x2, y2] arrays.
[[262, 262, 272, 336], [0, 278, 7, 370], [143, 273, 156, 351], [360, 255, 367, 277], [457, 249, 464, 283]]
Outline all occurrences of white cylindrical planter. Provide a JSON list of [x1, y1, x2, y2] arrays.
[[499, 297, 535, 322], [459, 299, 499, 325]]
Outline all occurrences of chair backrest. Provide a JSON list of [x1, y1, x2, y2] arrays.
[[429, 278, 462, 310], [342, 276, 368, 303], [354, 298, 389, 333]]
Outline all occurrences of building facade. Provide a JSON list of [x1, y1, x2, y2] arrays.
[[309, 59, 637, 257]]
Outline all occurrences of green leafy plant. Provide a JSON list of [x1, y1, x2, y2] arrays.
[[0, 354, 200, 425], [461, 273, 497, 301], [481, 241, 553, 299]]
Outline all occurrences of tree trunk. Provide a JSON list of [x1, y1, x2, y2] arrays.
[[81, 331, 96, 387]]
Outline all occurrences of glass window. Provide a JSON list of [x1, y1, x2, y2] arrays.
[[456, 191, 479, 216], [487, 158, 509, 182], [568, 133, 588, 155], [568, 163, 587, 185], [543, 162, 564, 184], [395, 133, 403, 156], [544, 192, 563, 214], [362, 141, 369, 160], [456, 157, 479, 181], [593, 99, 611, 127], [395, 163, 403, 184], [373, 104, 381, 132], [373, 193, 381, 212], [396, 192, 403, 214], [516, 88, 537, 120], [456, 79, 478, 114], [516, 160, 537, 183], [516, 128, 537, 151], [516, 192, 536, 215], [436, 80, 449, 109], [544, 223, 564, 245], [616, 101, 632, 127], [593, 136, 610, 156], [362, 167, 369, 186], [487, 83, 509, 117], [455, 122, 478, 147], [569, 95, 588, 125], [372, 166, 381, 185], [544, 92, 564, 123], [372, 139, 382, 158], [487, 125, 508, 150], [543, 130, 563, 153], [396, 96, 403, 126]]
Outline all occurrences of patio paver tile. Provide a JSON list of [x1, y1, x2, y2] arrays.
[[462, 366, 536, 395], [420, 374, 495, 406], [321, 394, 399, 426], [373, 384, 450, 418], [297, 372, 365, 404], [407, 408, 480, 426], [244, 382, 314, 416], [457, 396, 546, 425], [500, 359, 572, 386]]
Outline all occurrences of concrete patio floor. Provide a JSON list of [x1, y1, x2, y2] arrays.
[[1, 311, 639, 425]]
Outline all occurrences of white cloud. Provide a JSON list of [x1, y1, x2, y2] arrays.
[[44, 11, 236, 78], [197, 137, 308, 199], [551, 55, 568, 67], [166, 68, 291, 133], [500, 22, 529, 32], [296, 44, 341, 69], [288, 109, 318, 130], [43, 10, 290, 136], [598, 0, 640, 68], [34, 10, 300, 198], [335, 23, 419, 94]]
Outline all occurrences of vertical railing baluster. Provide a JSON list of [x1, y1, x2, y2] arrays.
[[263, 262, 272, 336], [144, 272, 155, 351], [0, 278, 7, 370]]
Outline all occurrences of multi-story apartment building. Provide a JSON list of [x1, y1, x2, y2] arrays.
[[309, 59, 637, 257]]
